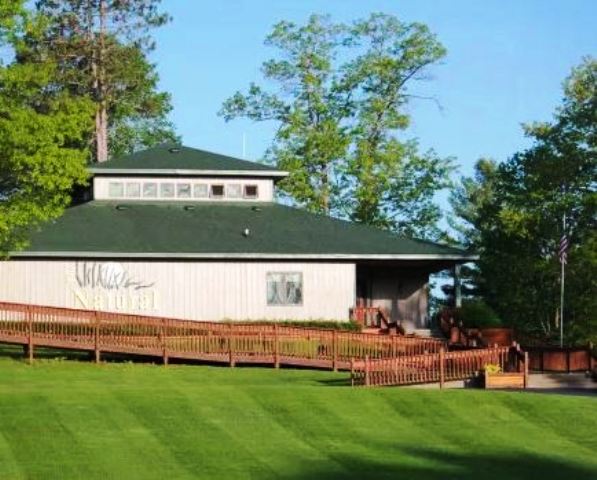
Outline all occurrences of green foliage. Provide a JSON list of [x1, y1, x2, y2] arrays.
[[450, 57, 597, 344], [102, 42, 180, 157], [456, 300, 503, 329], [0, 7, 93, 254], [221, 13, 453, 239], [27, 0, 178, 161], [224, 319, 362, 332]]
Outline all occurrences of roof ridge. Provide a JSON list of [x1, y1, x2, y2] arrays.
[[95, 142, 280, 171]]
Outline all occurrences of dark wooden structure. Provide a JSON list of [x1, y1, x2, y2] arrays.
[[524, 344, 596, 373]]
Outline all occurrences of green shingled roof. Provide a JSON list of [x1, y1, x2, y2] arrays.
[[17, 201, 474, 260], [90, 144, 284, 174]]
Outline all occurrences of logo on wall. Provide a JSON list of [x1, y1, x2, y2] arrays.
[[71, 262, 158, 311]]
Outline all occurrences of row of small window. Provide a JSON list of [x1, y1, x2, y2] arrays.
[[107, 182, 259, 200]]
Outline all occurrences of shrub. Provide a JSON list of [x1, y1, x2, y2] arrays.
[[278, 320, 362, 332], [456, 300, 503, 329], [223, 319, 362, 332]]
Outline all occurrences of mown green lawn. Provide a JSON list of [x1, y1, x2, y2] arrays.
[[0, 348, 595, 480]]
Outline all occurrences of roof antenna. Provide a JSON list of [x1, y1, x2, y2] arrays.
[[242, 133, 247, 159]]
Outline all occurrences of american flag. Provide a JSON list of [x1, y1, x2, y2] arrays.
[[559, 234, 569, 265]]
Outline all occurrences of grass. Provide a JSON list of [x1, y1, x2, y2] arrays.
[[0, 347, 596, 480]]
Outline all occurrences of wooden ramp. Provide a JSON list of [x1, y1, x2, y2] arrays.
[[0, 301, 446, 371], [351, 346, 529, 388]]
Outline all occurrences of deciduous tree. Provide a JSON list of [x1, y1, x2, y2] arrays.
[[221, 14, 452, 239], [0, 3, 93, 253]]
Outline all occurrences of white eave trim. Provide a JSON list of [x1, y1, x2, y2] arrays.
[[10, 251, 479, 261], [89, 168, 289, 178]]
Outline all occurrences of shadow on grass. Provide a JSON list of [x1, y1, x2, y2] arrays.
[[315, 377, 352, 387], [290, 447, 597, 480], [0, 343, 166, 365], [0, 344, 351, 379]]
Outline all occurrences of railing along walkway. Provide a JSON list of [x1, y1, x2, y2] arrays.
[[351, 346, 528, 388], [0, 301, 445, 371]]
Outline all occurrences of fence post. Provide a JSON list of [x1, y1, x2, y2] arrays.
[[332, 330, 338, 372], [94, 311, 101, 363], [26, 306, 33, 364], [350, 358, 354, 387], [589, 342, 594, 371], [523, 351, 529, 389], [161, 318, 168, 366], [228, 323, 235, 368], [273, 324, 280, 369], [566, 348, 570, 374], [439, 347, 445, 389], [364, 355, 370, 387]]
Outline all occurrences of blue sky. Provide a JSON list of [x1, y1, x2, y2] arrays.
[[152, 0, 596, 178]]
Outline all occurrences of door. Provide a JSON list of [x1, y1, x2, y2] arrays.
[[371, 276, 396, 327]]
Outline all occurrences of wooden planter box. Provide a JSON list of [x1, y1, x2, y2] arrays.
[[481, 328, 514, 347], [484, 371, 526, 389]]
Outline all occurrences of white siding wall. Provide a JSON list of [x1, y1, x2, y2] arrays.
[[93, 176, 274, 202], [0, 260, 355, 321]]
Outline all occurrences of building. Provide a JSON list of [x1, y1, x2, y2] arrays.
[[0, 145, 475, 333]]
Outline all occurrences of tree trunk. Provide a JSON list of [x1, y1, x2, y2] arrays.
[[321, 166, 329, 214], [94, 0, 109, 162], [95, 105, 109, 163]]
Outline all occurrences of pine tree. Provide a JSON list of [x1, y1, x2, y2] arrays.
[[32, 0, 175, 162]]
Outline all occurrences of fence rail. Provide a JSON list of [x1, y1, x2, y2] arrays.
[[0, 301, 446, 370], [351, 346, 527, 388]]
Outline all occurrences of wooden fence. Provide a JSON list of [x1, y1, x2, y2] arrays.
[[0, 301, 446, 371], [524, 344, 596, 373], [350, 306, 393, 330], [351, 345, 528, 388]]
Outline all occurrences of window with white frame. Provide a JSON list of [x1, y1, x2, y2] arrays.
[[103, 180, 265, 201], [244, 185, 258, 199], [160, 183, 175, 198], [227, 184, 242, 199], [210, 184, 224, 198], [177, 183, 191, 198], [193, 184, 208, 198], [143, 182, 158, 198], [125, 182, 141, 198], [108, 182, 124, 198], [266, 272, 303, 306]]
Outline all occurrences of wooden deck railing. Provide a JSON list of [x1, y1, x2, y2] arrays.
[[0, 301, 446, 371], [438, 310, 484, 347], [351, 346, 525, 387], [350, 306, 389, 329], [349, 306, 406, 335]]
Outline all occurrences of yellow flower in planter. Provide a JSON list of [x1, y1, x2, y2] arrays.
[[484, 363, 502, 375]]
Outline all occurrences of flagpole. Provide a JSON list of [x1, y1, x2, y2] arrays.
[[560, 214, 566, 348]]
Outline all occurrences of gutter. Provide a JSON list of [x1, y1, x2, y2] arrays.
[[90, 168, 289, 178], [10, 251, 479, 261]]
